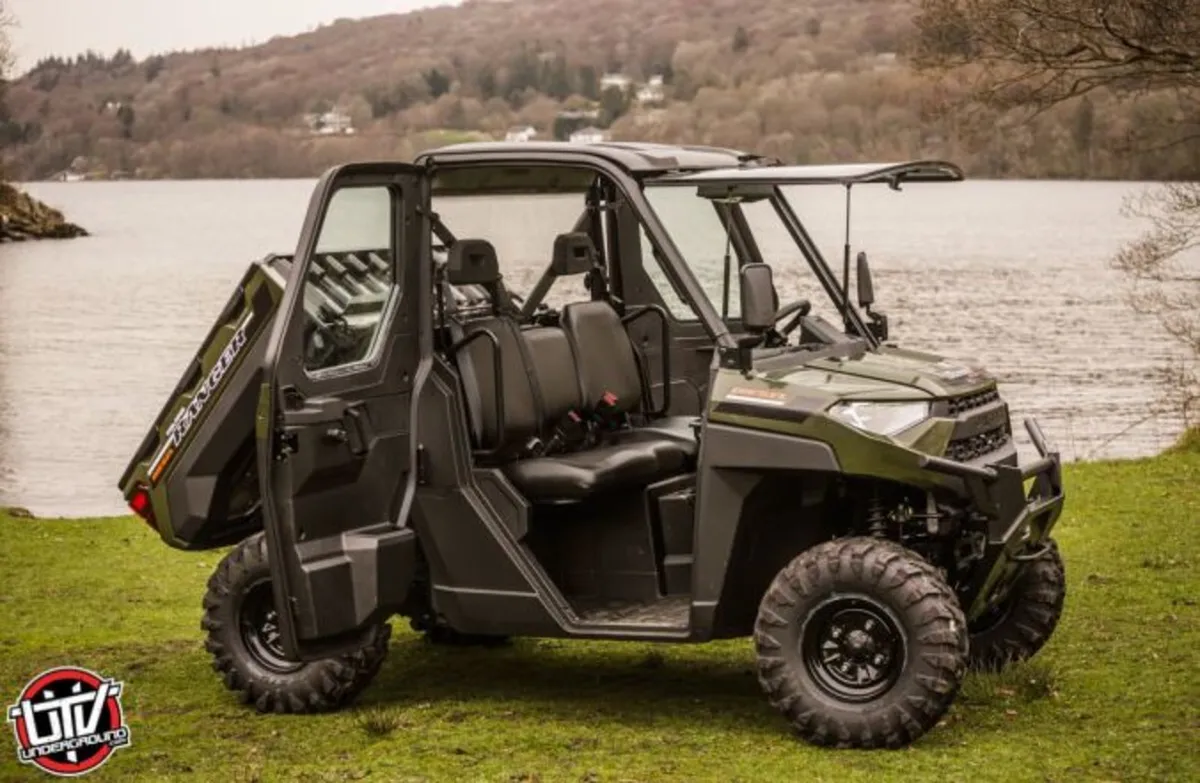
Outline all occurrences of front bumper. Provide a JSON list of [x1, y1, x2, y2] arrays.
[[919, 418, 1065, 621]]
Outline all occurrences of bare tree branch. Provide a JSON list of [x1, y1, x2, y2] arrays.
[[916, 0, 1200, 430]]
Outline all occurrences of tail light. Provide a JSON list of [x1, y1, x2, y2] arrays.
[[128, 485, 157, 530]]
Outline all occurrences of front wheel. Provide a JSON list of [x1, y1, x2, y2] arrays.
[[201, 534, 391, 713], [968, 540, 1066, 672], [754, 537, 968, 749]]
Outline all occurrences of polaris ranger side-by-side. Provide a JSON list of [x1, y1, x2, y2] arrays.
[[118, 142, 1066, 748]]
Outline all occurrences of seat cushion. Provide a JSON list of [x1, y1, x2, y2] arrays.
[[504, 439, 690, 503], [608, 416, 701, 459]]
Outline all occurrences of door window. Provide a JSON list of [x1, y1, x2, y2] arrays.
[[638, 226, 696, 320], [643, 185, 741, 321], [303, 185, 397, 373]]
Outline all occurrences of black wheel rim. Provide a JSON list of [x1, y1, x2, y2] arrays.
[[800, 595, 906, 703], [239, 579, 303, 673]]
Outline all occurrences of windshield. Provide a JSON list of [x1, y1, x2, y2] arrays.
[[643, 183, 861, 331]]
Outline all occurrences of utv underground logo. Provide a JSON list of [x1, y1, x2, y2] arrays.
[[148, 311, 254, 484], [7, 667, 131, 777]]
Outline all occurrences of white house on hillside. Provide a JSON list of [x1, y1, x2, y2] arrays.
[[557, 107, 601, 122], [600, 73, 633, 93], [505, 125, 538, 142], [636, 74, 666, 105], [303, 110, 356, 136], [569, 126, 608, 144]]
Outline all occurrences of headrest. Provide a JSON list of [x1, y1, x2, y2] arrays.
[[446, 239, 500, 286], [551, 232, 598, 277]]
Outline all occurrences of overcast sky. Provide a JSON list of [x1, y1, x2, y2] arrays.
[[7, 0, 459, 72]]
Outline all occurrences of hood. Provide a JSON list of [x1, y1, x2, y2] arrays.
[[764, 345, 996, 400]]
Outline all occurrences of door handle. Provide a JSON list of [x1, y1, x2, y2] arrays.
[[342, 405, 369, 456]]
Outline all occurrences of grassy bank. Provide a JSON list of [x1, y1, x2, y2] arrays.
[[2, 452, 1198, 782]]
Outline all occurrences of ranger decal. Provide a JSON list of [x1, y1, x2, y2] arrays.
[[147, 311, 254, 484]]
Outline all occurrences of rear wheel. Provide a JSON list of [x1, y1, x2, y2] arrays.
[[968, 540, 1066, 672], [754, 537, 968, 749], [201, 534, 391, 713]]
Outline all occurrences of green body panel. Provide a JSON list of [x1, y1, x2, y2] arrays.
[[118, 258, 289, 545], [800, 345, 994, 398], [708, 345, 991, 487]]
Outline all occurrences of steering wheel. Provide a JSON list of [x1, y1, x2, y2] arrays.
[[774, 298, 812, 338]]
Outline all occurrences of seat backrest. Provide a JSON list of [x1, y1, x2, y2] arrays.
[[561, 300, 643, 415], [522, 326, 584, 426], [456, 317, 540, 452], [445, 239, 539, 454]]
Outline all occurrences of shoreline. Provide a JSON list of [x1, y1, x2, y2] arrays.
[[0, 182, 89, 242]]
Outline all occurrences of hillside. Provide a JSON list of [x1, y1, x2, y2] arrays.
[[2, 0, 1197, 181]]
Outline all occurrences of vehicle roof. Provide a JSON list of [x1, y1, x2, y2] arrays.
[[418, 141, 772, 174], [655, 160, 965, 186], [418, 143, 964, 186]]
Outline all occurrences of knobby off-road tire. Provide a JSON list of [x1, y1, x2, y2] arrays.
[[201, 534, 391, 714], [755, 537, 968, 749], [968, 540, 1066, 672]]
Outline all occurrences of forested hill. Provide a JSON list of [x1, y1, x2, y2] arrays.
[[1, 0, 1195, 181]]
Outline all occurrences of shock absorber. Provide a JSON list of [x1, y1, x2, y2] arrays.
[[865, 490, 888, 536]]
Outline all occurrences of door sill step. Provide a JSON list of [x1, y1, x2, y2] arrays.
[[572, 595, 689, 628]]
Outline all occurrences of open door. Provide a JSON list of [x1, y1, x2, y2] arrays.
[[257, 163, 430, 660]]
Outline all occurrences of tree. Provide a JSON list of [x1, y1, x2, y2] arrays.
[[423, 68, 451, 99], [0, 1, 12, 83], [1072, 95, 1094, 162], [916, 0, 1200, 427], [476, 68, 497, 100], [144, 55, 166, 82], [117, 104, 135, 139], [599, 85, 629, 126], [541, 56, 571, 101], [0, 0, 13, 175], [732, 25, 751, 54], [578, 65, 599, 100]]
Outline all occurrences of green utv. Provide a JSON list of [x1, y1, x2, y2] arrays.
[[118, 142, 1066, 748]]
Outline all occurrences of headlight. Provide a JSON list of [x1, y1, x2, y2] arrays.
[[828, 401, 931, 437]]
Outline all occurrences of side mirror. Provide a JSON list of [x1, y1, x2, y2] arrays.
[[740, 263, 777, 334], [856, 251, 875, 309]]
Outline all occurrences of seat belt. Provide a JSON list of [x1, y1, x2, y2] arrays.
[[444, 282, 485, 448]]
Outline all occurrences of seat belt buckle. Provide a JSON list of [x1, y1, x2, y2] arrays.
[[593, 390, 628, 432], [524, 437, 546, 458]]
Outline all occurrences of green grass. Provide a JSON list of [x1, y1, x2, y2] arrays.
[[1168, 426, 1200, 455], [2, 452, 1199, 782]]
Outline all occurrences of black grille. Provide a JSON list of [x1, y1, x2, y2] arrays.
[[947, 387, 1000, 416], [946, 426, 1011, 462]]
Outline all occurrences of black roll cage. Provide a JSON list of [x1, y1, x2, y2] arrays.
[[419, 152, 737, 351], [412, 150, 965, 354], [416, 153, 897, 352]]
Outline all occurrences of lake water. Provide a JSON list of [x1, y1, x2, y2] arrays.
[[0, 178, 1190, 518]]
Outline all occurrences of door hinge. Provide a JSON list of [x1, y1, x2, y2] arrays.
[[275, 429, 298, 460]]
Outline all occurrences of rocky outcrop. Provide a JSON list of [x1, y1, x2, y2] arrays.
[[0, 183, 88, 242]]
